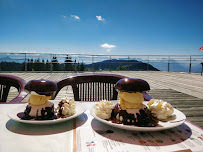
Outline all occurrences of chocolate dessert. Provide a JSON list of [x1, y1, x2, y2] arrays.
[[110, 78, 158, 127], [111, 103, 158, 127], [20, 79, 57, 120]]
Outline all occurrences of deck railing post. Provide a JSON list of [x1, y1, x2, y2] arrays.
[[189, 56, 191, 74], [24, 53, 27, 72], [147, 56, 149, 71], [110, 56, 112, 72], [92, 55, 94, 72], [128, 56, 129, 71], [75, 57, 77, 73], [168, 56, 170, 72], [50, 54, 53, 73]]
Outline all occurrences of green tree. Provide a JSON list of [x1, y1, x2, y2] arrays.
[[52, 56, 59, 71], [41, 59, 45, 71], [27, 59, 31, 71], [45, 59, 50, 71], [79, 62, 85, 71], [116, 65, 125, 71], [64, 55, 73, 71]]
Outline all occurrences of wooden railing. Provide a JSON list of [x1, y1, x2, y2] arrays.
[[0, 52, 203, 74]]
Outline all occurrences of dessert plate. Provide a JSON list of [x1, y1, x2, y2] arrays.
[[8, 101, 86, 124], [90, 102, 186, 131]]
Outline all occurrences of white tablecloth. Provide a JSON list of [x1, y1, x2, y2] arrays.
[[1, 101, 203, 152], [0, 102, 74, 152]]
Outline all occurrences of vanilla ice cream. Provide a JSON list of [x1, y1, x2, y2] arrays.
[[119, 91, 144, 109], [94, 100, 114, 119], [28, 91, 51, 106], [148, 99, 174, 120]]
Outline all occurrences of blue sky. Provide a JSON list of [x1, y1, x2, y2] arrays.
[[0, 0, 202, 55]]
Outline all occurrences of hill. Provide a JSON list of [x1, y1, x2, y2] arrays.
[[85, 59, 159, 71]]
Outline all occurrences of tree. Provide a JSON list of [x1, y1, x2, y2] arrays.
[[27, 59, 31, 71], [64, 55, 73, 71], [52, 56, 59, 71], [116, 65, 125, 71], [45, 59, 50, 71], [41, 59, 45, 71], [79, 62, 85, 71]]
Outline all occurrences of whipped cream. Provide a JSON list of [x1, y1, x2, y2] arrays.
[[94, 100, 114, 119], [148, 99, 174, 120], [57, 98, 76, 116]]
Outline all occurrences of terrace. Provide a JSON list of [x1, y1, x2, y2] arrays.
[[1, 52, 203, 127]]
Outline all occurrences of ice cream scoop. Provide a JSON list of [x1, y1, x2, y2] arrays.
[[118, 92, 144, 109]]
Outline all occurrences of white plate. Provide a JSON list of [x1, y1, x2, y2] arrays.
[[8, 101, 86, 124], [90, 102, 186, 131]]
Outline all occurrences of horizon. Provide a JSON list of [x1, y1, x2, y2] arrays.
[[0, 0, 203, 56]]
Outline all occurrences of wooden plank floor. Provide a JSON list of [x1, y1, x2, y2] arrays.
[[2, 71, 203, 127]]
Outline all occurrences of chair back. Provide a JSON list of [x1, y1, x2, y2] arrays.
[[0, 74, 27, 103], [54, 73, 128, 101]]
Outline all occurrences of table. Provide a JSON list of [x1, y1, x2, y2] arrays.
[[1, 101, 203, 152]]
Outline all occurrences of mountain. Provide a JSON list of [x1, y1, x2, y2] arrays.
[[149, 59, 202, 73], [85, 59, 159, 71], [0, 56, 25, 62], [0, 56, 13, 61]]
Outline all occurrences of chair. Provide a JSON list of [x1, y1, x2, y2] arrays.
[[0, 74, 28, 103], [53, 73, 128, 101]]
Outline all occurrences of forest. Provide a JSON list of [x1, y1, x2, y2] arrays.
[[0, 55, 85, 72]]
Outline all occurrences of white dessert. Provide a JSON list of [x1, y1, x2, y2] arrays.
[[94, 100, 114, 119], [56, 98, 76, 116], [148, 99, 174, 120]]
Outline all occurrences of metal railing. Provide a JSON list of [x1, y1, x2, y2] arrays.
[[0, 52, 203, 74]]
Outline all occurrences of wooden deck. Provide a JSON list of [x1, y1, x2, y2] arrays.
[[2, 71, 203, 127]]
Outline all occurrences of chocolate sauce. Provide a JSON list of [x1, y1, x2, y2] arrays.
[[17, 102, 72, 120], [18, 104, 57, 120], [17, 112, 57, 120], [109, 104, 158, 127]]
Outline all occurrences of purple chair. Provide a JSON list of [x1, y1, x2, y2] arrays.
[[0, 74, 27, 103], [53, 73, 128, 101]]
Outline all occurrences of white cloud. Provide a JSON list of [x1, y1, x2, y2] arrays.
[[62, 15, 67, 19], [100, 43, 116, 52], [96, 15, 104, 21], [71, 15, 80, 20]]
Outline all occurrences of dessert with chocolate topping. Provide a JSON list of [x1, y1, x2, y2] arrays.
[[111, 78, 158, 127], [19, 79, 57, 120]]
